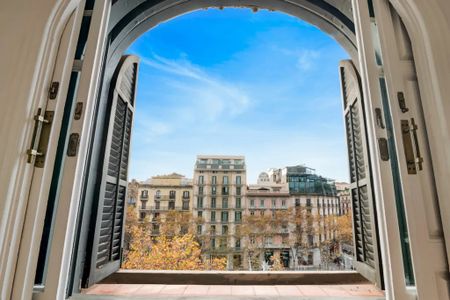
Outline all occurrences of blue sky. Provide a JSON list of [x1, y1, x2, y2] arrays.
[[126, 8, 350, 184]]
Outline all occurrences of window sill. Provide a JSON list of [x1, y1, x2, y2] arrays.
[[100, 270, 369, 285]]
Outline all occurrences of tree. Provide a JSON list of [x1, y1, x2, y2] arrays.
[[269, 255, 285, 271], [123, 210, 225, 270], [123, 228, 227, 270], [287, 206, 316, 269], [240, 213, 274, 270], [316, 215, 339, 269], [124, 205, 143, 251], [127, 179, 139, 204], [335, 211, 353, 245]]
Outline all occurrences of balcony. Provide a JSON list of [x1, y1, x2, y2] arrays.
[[141, 206, 185, 211]]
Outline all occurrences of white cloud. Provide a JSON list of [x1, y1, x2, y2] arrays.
[[141, 54, 251, 122], [297, 49, 320, 71], [272, 47, 321, 71]]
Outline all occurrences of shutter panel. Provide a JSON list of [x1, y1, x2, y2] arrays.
[[86, 55, 139, 286], [340, 60, 383, 288]]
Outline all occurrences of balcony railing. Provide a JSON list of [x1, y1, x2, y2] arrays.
[[194, 205, 243, 210], [154, 195, 176, 201], [141, 206, 189, 211]]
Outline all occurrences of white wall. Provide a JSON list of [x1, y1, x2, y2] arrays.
[[0, 0, 449, 299], [0, 1, 80, 298]]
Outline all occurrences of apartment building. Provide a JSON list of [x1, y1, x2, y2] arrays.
[[256, 166, 341, 268], [193, 155, 246, 270], [245, 178, 291, 269], [137, 173, 193, 235], [336, 182, 351, 215]]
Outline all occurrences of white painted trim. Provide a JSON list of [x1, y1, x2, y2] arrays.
[[12, 7, 85, 300], [351, 1, 413, 299], [0, 1, 82, 299], [389, 0, 450, 268], [33, 1, 112, 299], [1, 0, 449, 299], [372, 1, 448, 299]]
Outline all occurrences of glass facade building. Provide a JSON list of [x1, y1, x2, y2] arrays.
[[285, 166, 337, 196]]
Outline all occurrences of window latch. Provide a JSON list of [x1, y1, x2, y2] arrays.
[[27, 108, 54, 167]]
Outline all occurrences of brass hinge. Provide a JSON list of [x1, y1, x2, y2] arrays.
[[48, 82, 59, 99], [27, 108, 54, 167]]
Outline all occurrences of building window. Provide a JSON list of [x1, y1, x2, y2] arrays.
[[221, 211, 229, 222], [235, 211, 242, 223], [236, 198, 241, 208], [182, 200, 189, 210], [199, 175, 204, 184], [169, 190, 176, 199], [308, 234, 314, 246], [222, 225, 228, 235], [211, 211, 216, 222], [223, 176, 229, 185], [212, 176, 217, 184], [155, 201, 160, 209], [222, 186, 229, 195], [141, 190, 148, 198], [212, 186, 217, 195], [260, 210, 265, 216], [222, 198, 228, 209], [322, 199, 326, 215], [281, 199, 286, 207], [260, 199, 264, 208], [327, 199, 330, 215], [140, 212, 146, 219], [306, 198, 311, 207], [272, 199, 276, 207], [250, 210, 255, 216], [197, 197, 203, 208], [211, 238, 216, 248], [250, 199, 255, 208], [235, 239, 241, 249], [198, 211, 203, 218], [155, 190, 161, 199], [141, 200, 147, 209], [236, 187, 241, 195], [219, 238, 227, 249], [295, 198, 301, 207], [197, 225, 202, 235], [168, 201, 175, 210], [198, 186, 204, 195], [236, 176, 241, 185], [250, 236, 255, 244], [183, 191, 190, 198], [211, 197, 216, 208]]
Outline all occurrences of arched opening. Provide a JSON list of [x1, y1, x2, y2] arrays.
[[5, 0, 448, 300], [69, 0, 385, 296]]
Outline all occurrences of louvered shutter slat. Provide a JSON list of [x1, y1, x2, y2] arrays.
[[340, 60, 382, 288], [86, 55, 139, 286]]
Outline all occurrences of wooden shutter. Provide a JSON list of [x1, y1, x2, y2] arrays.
[[340, 60, 383, 288], [86, 55, 139, 285]]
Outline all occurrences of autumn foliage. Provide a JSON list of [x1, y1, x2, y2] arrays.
[[123, 206, 226, 270]]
